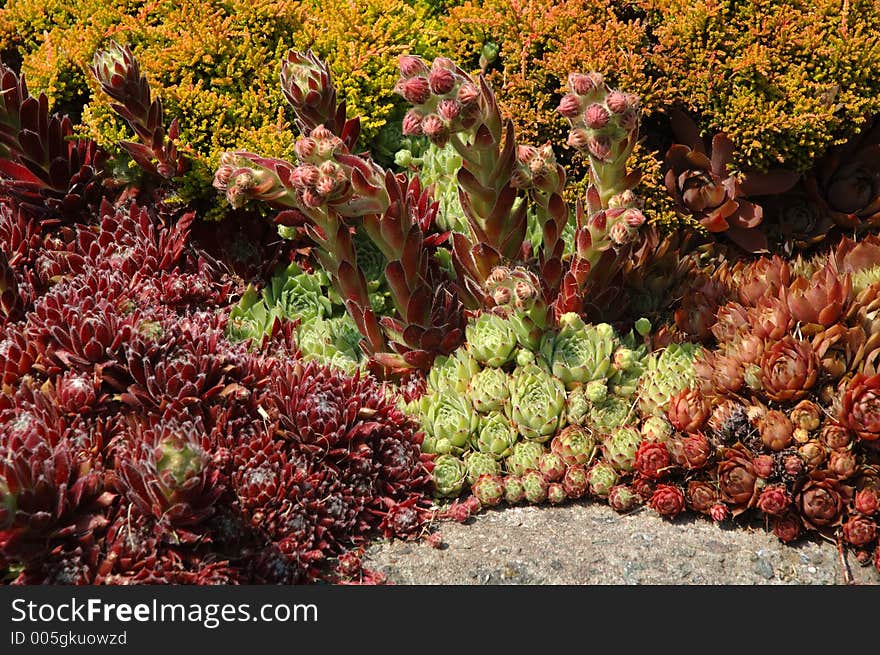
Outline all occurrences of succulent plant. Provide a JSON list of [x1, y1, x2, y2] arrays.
[[566, 386, 590, 425], [649, 485, 686, 518], [562, 465, 589, 499], [638, 342, 701, 418], [295, 316, 364, 374], [641, 416, 673, 443], [588, 395, 633, 433], [419, 391, 479, 455], [471, 474, 505, 507], [634, 441, 671, 480], [550, 425, 598, 467], [759, 336, 818, 403], [427, 347, 481, 394], [432, 454, 467, 498], [503, 475, 526, 504], [608, 485, 640, 513], [838, 373, 880, 442], [482, 266, 549, 351], [587, 462, 619, 498], [603, 426, 642, 473], [539, 313, 615, 390], [473, 411, 518, 459], [663, 110, 797, 252], [538, 451, 566, 482], [464, 451, 502, 486], [521, 469, 549, 504], [667, 388, 710, 434], [468, 366, 510, 414], [505, 363, 567, 442], [465, 312, 517, 367], [547, 482, 566, 504], [504, 441, 545, 477]]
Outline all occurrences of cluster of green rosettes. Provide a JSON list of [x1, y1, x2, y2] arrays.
[[410, 308, 701, 508]]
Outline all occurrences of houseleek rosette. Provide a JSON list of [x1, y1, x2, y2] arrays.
[[432, 454, 467, 497], [473, 411, 518, 459], [465, 312, 517, 368], [540, 313, 616, 390], [419, 390, 479, 454], [468, 366, 510, 414], [506, 364, 567, 443]]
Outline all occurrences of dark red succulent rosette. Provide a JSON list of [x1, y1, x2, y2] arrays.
[[772, 511, 802, 543], [756, 485, 791, 517], [839, 373, 880, 442], [796, 472, 852, 531], [685, 480, 718, 514], [715, 446, 759, 516], [649, 484, 686, 518], [842, 514, 877, 548], [663, 110, 798, 253], [634, 441, 670, 480], [759, 336, 818, 403], [805, 119, 880, 231]]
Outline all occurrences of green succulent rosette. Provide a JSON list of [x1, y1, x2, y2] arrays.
[[433, 454, 467, 498], [468, 366, 510, 414], [504, 441, 546, 476], [539, 313, 616, 391], [506, 363, 567, 443], [427, 347, 481, 394], [397, 142, 468, 234], [588, 462, 619, 498], [227, 285, 277, 345], [603, 426, 642, 473], [588, 395, 633, 434], [464, 451, 502, 486], [566, 386, 590, 425], [551, 425, 598, 467], [637, 342, 701, 418], [419, 390, 479, 455], [607, 344, 647, 398], [473, 411, 518, 459], [264, 263, 333, 324], [295, 316, 364, 374], [465, 312, 517, 368], [353, 227, 387, 292]]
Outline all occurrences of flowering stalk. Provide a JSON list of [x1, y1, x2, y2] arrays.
[[280, 49, 360, 149], [553, 73, 645, 319], [91, 42, 184, 179], [510, 143, 569, 302], [395, 55, 527, 304]]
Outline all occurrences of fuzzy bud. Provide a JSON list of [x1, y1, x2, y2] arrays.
[[759, 410, 794, 452], [399, 55, 428, 78], [567, 127, 590, 149], [587, 135, 612, 161], [790, 400, 821, 431], [437, 98, 461, 122], [569, 72, 602, 96], [797, 440, 827, 468], [402, 109, 424, 136], [584, 103, 611, 129], [608, 221, 632, 245], [295, 137, 317, 160], [421, 114, 449, 146], [827, 449, 857, 478], [605, 90, 629, 114], [558, 94, 582, 118], [457, 83, 479, 106], [820, 424, 852, 450], [429, 67, 456, 95], [402, 76, 431, 105]]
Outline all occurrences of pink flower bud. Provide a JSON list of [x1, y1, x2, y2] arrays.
[[486, 266, 511, 285], [430, 68, 456, 95], [399, 55, 428, 78], [514, 281, 535, 302], [710, 504, 730, 522], [437, 98, 461, 122], [295, 137, 317, 160], [311, 125, 333, 141], [402, 109, 424, 135], [457, 83, 479, 106], [558, 94, 582, 118], [402, 76, 431, 104], [492, 286, 512, 305], [569, 72, 601, 96], [609, 221, 631, 245], [510, 168, 531, 189], [317, 176, 336, 197], [567, 127, 589, 149], [753, 454, 775, 478], [623, 208, 646, 228], [584, 103, 610, 129], [298, 164, 320, 187], [213, 164, 233, 188], [319, 160, 337, 176], [422, 114, 449, 145], [606, 91, 628, 114], [432, 57, 456, 71], [516, 145, 537, 163], [620, 108, 639, 132], [587, 135, 612, 160]]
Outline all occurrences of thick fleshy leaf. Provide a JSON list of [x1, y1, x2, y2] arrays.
[[740, 169, 800, 197]]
